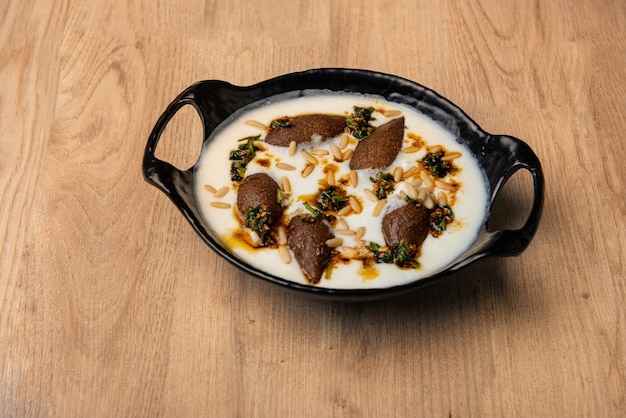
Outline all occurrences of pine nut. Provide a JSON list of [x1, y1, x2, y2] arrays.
[[326, 237, 343, 248], [420, 170, 435, 188], [301, 150, 319, 165], [405, 182, 418, 200], [338, 205, 353, 216], [424, 195, 434, 209], [402, 166, 418, 179], [330, 143, 343, 160], [311, 149, 329, 156], [276, 162, 296, 170], [365, 189, 378, 202], [278, 245, 291, 264], [339, 134, 350, 149], [441, 152, 462, 161], [288, 141, 297, 157], [210, 202, 231, 209], [214, 186, 230, 198], [281, 176, 291, 193], [326, 170, 335, 186], [403, 146, 420, 154], [393, 166, 403, 182], [245, 120, 268, 130], [437, 191, 448, 207], [277, 226, 288, 245], [373, 199, 386, 216], [354, 226, 366, 242], [382, 109, 402, 117], [435, 179, 456, 190], [302, 163, 315, 177], [204, 184, 217, 193], [349, 170, 358, 187], [348, 196, 362, 214]]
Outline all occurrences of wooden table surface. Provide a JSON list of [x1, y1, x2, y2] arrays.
[[1, 0, 624, 416]]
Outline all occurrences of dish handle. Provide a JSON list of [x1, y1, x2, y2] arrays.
[[142, 87, 204, 219], [479, 134, 545, 257]]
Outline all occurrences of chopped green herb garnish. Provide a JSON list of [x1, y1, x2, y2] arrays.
[[324, 258, 334, 280], [245, 204, 274, 245], [369, 242, 392, 263], [270, 117, 293, 129], [430, 206, 454, 236], [368, 240, 419, 268], [392, 241, 414, 266], [346, 106, 376, 139], [422, 151, 456, 178], [299, 212, 318, 224], [405, 196, 420, 205], [370, 172, 396, 199], [302, 202, 322, 219], [316, 186, 348, 212], [229, 135, 262, 181]]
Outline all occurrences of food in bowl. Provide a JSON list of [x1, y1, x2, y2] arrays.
[[194, 91, 488, 289]]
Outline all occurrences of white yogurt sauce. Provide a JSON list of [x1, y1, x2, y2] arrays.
[[194, 91, 488, 289]]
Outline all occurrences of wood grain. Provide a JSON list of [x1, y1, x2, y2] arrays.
[[1, 0, 624, 416]]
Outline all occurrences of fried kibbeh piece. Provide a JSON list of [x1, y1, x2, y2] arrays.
[[236, 173, 283, 225], [287, 216, 334, 284], [350, 117, 404, 170], [265, 114, 346, 146], [382, 203, 430, 247]]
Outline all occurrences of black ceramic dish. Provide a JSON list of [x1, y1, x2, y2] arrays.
[[143, 68, 544, 300]]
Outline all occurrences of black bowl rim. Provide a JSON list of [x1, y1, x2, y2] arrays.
[[143, 68, 544, 301]]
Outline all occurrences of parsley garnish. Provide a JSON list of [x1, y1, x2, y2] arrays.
[[302, 202, 322, 220], [245, 204, 274, 245], [430, 206, 454, 236], [370, 172, 396, 199], [346, 106, 376, 139], [269, 117, 293, 129], [316, 186, 348, 212], [422, 151, 456, 178], [369, 240, 419, 268], [229, 135, 262, 181]]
